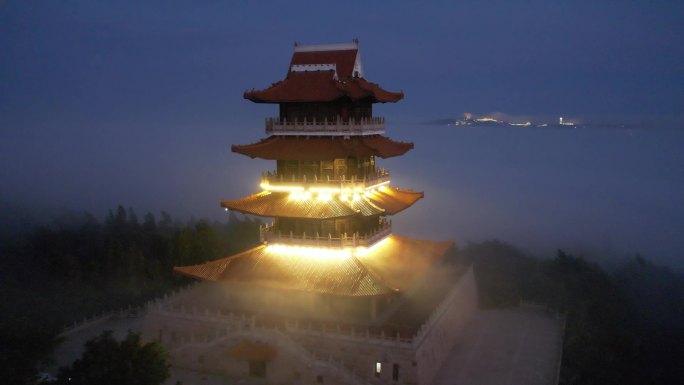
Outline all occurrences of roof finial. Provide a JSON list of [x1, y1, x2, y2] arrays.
[[353, 38, 359, 46], [294, 41, 299, 47]]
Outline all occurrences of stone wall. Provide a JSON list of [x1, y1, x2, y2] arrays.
[[291, 332, 415, 384], [143, 266, 478, 385], [414, 268, 478, 385]]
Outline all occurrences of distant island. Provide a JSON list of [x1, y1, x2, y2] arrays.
[[429, 113, 641, 129]]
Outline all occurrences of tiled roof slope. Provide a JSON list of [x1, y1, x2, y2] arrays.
[[174, 235, 453, 297], [232, 135, 413, 160], [244, 41, 403, 104], [220, 188, 423, 219], [290, 49, 358, 78], [244, 71, 403, 103]]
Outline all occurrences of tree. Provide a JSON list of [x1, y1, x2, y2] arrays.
[[0, 317, 60, 385], [56, 331, 169, 385]]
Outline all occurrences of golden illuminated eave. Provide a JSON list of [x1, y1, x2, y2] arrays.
[[173, 234, 453, 297], [220, 187, 423, 219]]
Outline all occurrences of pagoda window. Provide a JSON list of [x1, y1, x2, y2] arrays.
[[300, 160, 319, 180], [358, 157, 375, 179], [334, 159, 347, 179], [336, 219, 348, 235], [280, 102, 347, 123], [276, 218, 323, 237], [274, 218, 381, 239], [279, 100, 373, 123], [351, 99, 372, 120], [280, 103, 302, 122], [274, 218, 292, 234], [347, 157, 358, 177], [340, 104, 349, 121], [277, 160, 299, 179], [321, 220, 335, 236], [320, 160, 334, 180], [367, 156, 377, 178]]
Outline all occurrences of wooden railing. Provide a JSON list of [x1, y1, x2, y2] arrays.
[[157, 309, 373, 385], [261, 169, 389, 191], [260, 220, 392, 248], [266, 116, 385, 136], [150, 304, 413, 350]]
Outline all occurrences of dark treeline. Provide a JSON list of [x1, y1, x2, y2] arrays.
[[0, 206, 260, 384], [460, 240, 684, 385], [2, 211, 683, 384]]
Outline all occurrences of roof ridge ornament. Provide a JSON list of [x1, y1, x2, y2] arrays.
[[294, 40, 359, 52]]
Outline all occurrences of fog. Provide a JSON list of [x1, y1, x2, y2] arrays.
[[1, 1, 683, 269], [3, 119, 682, 270], [387, 123, 684, 269]]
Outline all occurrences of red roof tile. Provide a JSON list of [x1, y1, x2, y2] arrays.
[[337, 78, 404, 103], [244, 71, 403, 103], [232, 135, 413, 160], [290, 49, 358, 78]]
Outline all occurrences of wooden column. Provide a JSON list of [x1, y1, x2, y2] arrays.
[[370, 297, 378, 321]]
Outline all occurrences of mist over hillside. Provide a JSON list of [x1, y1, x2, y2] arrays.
[[2, 209, 683, 384]]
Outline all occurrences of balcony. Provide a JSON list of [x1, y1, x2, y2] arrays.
[[261, 169, 390, 192], [260, 219, 392, 249], [265, 116, 385, 136]]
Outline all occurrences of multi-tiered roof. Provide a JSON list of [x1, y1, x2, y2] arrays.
[[174, 41, 452, 298]]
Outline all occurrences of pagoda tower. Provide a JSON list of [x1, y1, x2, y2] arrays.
[[150, 41, 478, 385]]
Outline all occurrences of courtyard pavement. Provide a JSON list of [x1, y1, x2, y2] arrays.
[[433, 306, 564, 385]]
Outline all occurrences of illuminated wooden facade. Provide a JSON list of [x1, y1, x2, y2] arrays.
[[227, 44, 411, 248], [148, 41, 478, 385]]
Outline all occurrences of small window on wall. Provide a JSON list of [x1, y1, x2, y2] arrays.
[[393, 364, 400, 381], [375, 362, 382, 377]]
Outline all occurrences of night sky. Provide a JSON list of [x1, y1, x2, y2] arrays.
[[1, 1, 683, 266]]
